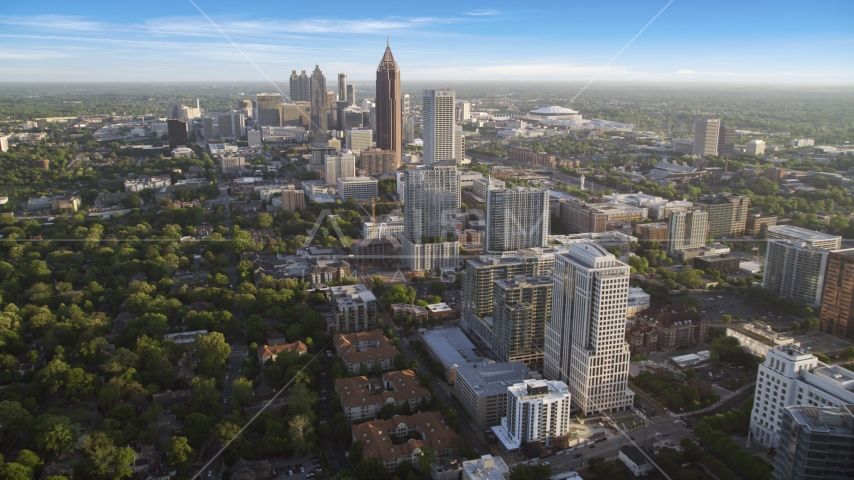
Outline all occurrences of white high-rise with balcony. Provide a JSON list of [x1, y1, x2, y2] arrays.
[[762, 240, 832, 307], [500, 379, 572, 449], [423, 90, 457, 165], [485, 186, 549, 254], [544, 242, 634, 416], [667, 210, 709, 254]]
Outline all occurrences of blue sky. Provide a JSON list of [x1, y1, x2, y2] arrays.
[[1, 0, 852, 83]]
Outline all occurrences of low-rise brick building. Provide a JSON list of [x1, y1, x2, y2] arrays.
[[334, 370, 432, 421]]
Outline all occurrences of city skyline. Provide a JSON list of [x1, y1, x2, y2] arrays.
[[1, 1, 852, 82]]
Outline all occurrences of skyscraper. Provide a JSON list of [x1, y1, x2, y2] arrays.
[[310, 65, 328, 134], [718, 125, 736, 156], [819, 249, 854, 341], [323, 152, 356, 184], [402, 94, 410, 114], [376, 44, 402, 167], [202, 116, 214, 140], [692, 117, 720, 156], [216, 113, 245, 139], [256, 93, 282, 127], [347, 85, 356, 106], [423, 89, 457, 165], [666, 210, 709, 254], [493, 276, 553, 370], [401, 161, 460, 272], [485, 186, 549, 253], [544, 242, 634, 416], [338, 73, 348, 103], [289, 70, 310, 102], [763, 240, 831, 307], [167, 119, 188, 149]]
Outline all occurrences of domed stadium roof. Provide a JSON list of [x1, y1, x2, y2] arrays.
[[529, 106, 578, 116]]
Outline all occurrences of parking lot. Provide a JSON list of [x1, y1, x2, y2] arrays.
[[689, 291, 797, 327], [268, 455, 321, 480], [693, 363, 750, 392]]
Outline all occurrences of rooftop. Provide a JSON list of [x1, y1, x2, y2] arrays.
[[420, 327, 483, 368], [528, 106, 578, 116], [352, 411, 460, 463], [766, 225, 841, 242], [786, 405, 854, 436], [461, 455, 509, 480], [334, 370, 430, 409], [455, 362, 535, 397]]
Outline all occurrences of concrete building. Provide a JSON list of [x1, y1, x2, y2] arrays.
[[791, 138, 815, 148], [124, 174, 171, 192], [746, 214, 777, 238], [693, 254, 740, 273], [558, 198, 647, 234], [544, 242, 634, 415], [749, 344, 854, 449], [402, 161, 461, 272], [256, 93, 282, 126], [334, 369, 431, 422], [485, 187, 549, 254], [167, 119, 188, 149], [423, 90, 457, 165], [626, 287, 651, 319], [773, 404, 854, 480], [746, 139, 766, 155], [765, 225, 842, 250], [454, 362, 537, 429], [763, 240, 831, 307], [324, 152, 357, 184], [353, 411, 460, 473], [347, 128, 373, 153], [455, 126, 465, 164], [281, 185, 305, 212], [261, 126, 306, 141], [498, 379, 572, 450], [820, 249, 854, 341], [202, 116, 214, 139], [330, 284, 378, 333], [492, 276, 553, 370], [360, 148, 398, 176], [509, 147, 556, 168], [717, 126, 736, 156], [634, 223, 668, 242], [696, 193, 749, 238], [472, 176, 505, 200], [692, 117, 720, 156], [338, 177, 378, 201], [461, 456, 509, 480], [363, 216, 404, 240], [216, 112, 245, 139], [673, 139, 693, 155], [375, 44, 403, 168], [334, 330, 398, 374], [0, 135, 8, 152], [247, 129, 262, 147], [726, 323, 797, 358], [419, 327, 483, 385], [667, 210, 709, 254], [219, 155, 245, 174]]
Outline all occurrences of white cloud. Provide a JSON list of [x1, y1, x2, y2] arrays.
[[465, 10, 500, 16], [676, 69, 696, 75], [0, 49, 70, 60], [0, 15, 105, 32]]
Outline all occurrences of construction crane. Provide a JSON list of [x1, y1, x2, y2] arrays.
[[361, 197, 402, 222]]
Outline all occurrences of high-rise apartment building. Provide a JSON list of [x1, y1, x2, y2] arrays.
[[692, 117, 720, 156], [544, 243, 634, 416], [337, 73, 348, 103], [338, 177, 379, 201], [360, 149, 398, 176], [0, 135, 8, 152], [401, 161, 460, 272], [746, 139, 766, 155], [281, 185, 305, 212], [461, 255, 552, 347], [763, 240, 831, 307], [256, 93, 282, 127], [766, 225, 842, 250], [310, 65, 328, 134], [289, 70, 310, 102], [404, 115, 415, 144], [423, 90, 457, 165], [454, 126, 465, 164], [717, 126, 736, 156], [485, 187, 549, 253], [216, 113, 245, 139], [457, 102, 471, 122], [820, 249, 854, 341], [500, 379, 572, 449], [493, 276, 552, 370], [696, 193, 749, 238], [666, 210, 709, 253], [749, 344, 854, 449], [773, 404, 854, 480], [375, 44, 402, 168], [323, 153, 356, 185], [402, 94, 410, 114]]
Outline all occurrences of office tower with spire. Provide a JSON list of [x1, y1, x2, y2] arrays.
[[256, 93, 282, 127], [401, 161, 460, 272], [692, 117, 720, 156], [423, 89, 457, 165], [376, 43, 402, 167], [310, 65, 328, 135], [544, 242, 634, 416], [289, 70, 310, 102], [485, 185, 549, 253], [667, 209, 709, 254], [338, 74, 348, 103]]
